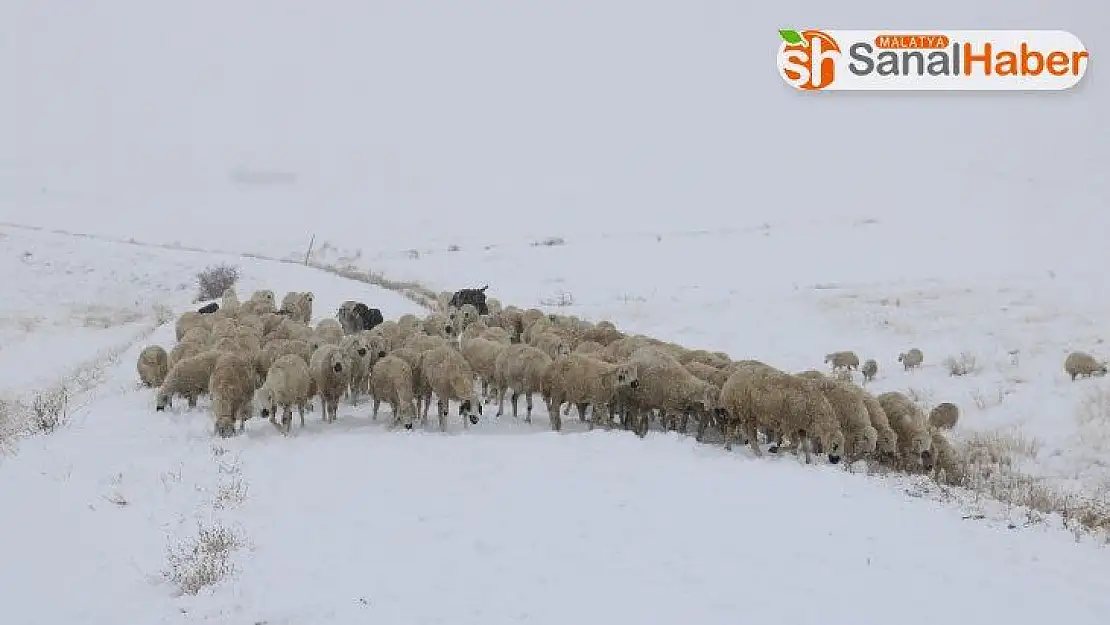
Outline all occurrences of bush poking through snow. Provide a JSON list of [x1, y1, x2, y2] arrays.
[[943, 352, 979, 377], [539, 290, 575, 307], [29, 387, 68, 434], [194, 264, 240, 303], [162, 521, 244, 596], [531, 236, 566, 247]]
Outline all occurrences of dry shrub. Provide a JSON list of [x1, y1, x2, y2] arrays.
[[539, 290, 575, 307], [531, 236, 566, 247], [194, 264, 240, 302], [162, 521, 245, 596], [944, 352, 979, 377], [947, 428, 1110, 533]]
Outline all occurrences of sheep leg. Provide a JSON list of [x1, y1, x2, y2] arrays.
[[282, 406, 293, 435], [525, 392, 534, 423], [298, 403, 306, 428], [743, 421, 763, 456], [576, 403, 588, 423], [186, 394, 197, 409], [437, 398, 448, 432], [372, 397, 381, 421], [511, 392, 520, 418]]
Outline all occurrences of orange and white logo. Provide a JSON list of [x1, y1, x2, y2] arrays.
[[776, 29, 1089, 91]]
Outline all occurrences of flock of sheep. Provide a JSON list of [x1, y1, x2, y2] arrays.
[[132, 283, 1110, 486]]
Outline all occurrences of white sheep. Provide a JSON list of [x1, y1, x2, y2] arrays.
[[369, 354, 418, 429], [480, 327, 512, 345], [796, 371, 878, 463], [137, 345, 169, 388], [1065, 351, 1107, 380], [254, 354, 312, 434], [457, 303, 480, 332], [619, 346, 720, 437], [156, 350, 224, 411], [459, 336, 508, 403], [420, 344, 482, 430], [928, 402, 959, 430], [824, 350, 860, 371], [861, 359, 878, 383], [280, 291, 314, 324], [876, 391, 933, 472], [719, 366, 845, 464], [168, 339, 208, 372], [544, 353, 639, 431], [309, 344, 352, 423], [898, 348, 924, 371], [492, 344, 554, 423], [209, 352, 258, 437], [339, 333, 375, 404]]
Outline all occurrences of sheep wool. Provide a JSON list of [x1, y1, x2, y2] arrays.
[[1064, 351, 1107, 380], [309, 344, 352, 423], [254, 354, 312, 434], [898, 348, 924, 371], [369, 355, 418, 429], [137, 345, 169, 388], [209, 352, 257, 437]]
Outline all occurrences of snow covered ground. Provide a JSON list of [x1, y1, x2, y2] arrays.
[[2, 0, 1109, 622], [2, 224, 1109, 625]]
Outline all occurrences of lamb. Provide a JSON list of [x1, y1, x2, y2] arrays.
[[1064, 351, 1107, 380], [861, 359, 878, 383], [620, 346, 721, 438], [544, 354, 639, 431], [136, 345, 169, 387], [824, 350, 860, 371], [309, 344, 352, 423], [898, 348, 924, 371], [492, 344, 553, 423], [369, 355, 418, 429], [254, 354, 312, 434], [156, 350, 224, 410], [339, 333, 375, 404], [796, 371, 878, 463], [876, 391, 933, 472], [459, 336, 507, 403], [928, 402, 959, 430], [718, 366, 845, 464], [420, 344, 482, 430], [221, 287, 240, 315]]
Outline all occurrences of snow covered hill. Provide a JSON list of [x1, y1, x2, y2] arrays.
[[1, 0, 1109, 623]]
